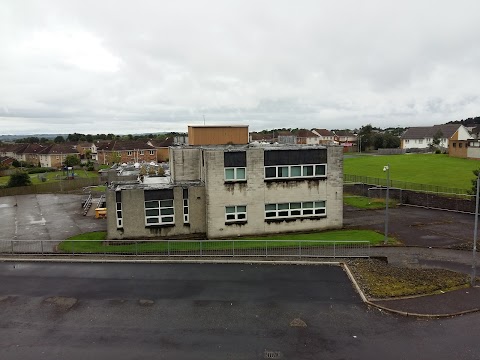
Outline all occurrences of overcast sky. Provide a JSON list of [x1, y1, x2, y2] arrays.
[[1, 0, 479, 135]]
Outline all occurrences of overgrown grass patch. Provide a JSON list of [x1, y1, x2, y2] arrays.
[[344, 194, 399, 210], [348, 259, 470, 298]]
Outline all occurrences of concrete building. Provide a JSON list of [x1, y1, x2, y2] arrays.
[[106, 144, 343, 240]]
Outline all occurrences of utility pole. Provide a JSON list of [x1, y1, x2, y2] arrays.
[[472, 174, 480, 286], [384, 164, 390, 244]]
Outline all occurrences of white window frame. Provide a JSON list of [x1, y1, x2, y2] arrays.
[[127, 151, 133, 156], [144, 199, 175, 226], [265, 201, 326, 220], [225, 205, 247, 223], [183, 199, 189, 223], [224, 167, 246, 182], [140, 150, 144, 155], [116, 202, 123, 228], [149, 150, 155, 155], [264, 164, 326, 180]]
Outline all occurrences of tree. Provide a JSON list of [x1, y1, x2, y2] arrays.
[[64, 155, 81, 167], [7, 172, 32, 187], [469, 169, 480, 195], [12, 159, 21, 168], [54, 136, 65, 143], [429, 130, 443, 151]]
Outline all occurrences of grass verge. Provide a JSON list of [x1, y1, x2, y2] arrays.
[[348, 259, 470, 299], [60, 229, 394, 254], [344, 194, 398, 210]]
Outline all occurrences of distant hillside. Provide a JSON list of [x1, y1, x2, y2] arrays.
[[446, 116, 480, 126], [0, 134, 68, 141]]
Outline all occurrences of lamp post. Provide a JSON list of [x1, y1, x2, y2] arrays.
[[472, 174, 480, 287], [384, 164, 390, 245]]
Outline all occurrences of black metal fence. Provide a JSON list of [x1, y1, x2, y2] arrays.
[[344, 174, 469, 196]]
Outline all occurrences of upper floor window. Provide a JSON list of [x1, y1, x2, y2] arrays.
[[149, 150, 155, 155], [127, 151, 133, 156], [225, 167, 246, 181], [224, 151, 246, 182], [264, 149, 327, 181], [265, 164, 326, 180], [140, 150, 144, 155]]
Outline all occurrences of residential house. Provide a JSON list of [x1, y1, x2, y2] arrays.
[[295, 130, 321, 145], [400, 124, 471, 150], [249, 132, 276, 143], [96, 140, 158, 165], [334, 131, 357, 144], [38, 143, 80, 168], [0, 156, 14, 167], [148, 137, 175, 162], [312, 129, 336, 145]]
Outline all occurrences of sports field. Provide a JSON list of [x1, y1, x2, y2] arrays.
[[344, 154, 480, 190]]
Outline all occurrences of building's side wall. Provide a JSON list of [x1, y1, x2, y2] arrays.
[[169, 147, 202, 182], [467, 145, 480, 160], [457, 126, 471, 141], [204, 146, 343, 239], [449, 140, 468, 158], [106, 186, 206, 240], [188, 126, 249, 145]]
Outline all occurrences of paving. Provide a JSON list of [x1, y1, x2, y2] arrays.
[[1, 262, 480, 359], [0, 194, 107, 251]]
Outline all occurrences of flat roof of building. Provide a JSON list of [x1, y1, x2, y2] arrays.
[[188, 125, 249, 128], [172, 143, 331, 150]]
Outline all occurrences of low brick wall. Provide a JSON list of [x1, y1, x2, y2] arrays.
[[344, 183, 474, 213]]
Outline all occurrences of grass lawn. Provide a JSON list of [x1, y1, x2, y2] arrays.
[[60, 229, 393, 254], [344, 194, 398, 210], [0, 170, 99, 186], [344, 154, 480, 190]]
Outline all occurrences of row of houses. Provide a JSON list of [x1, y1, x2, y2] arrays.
[[249, 129, 356, 147], [0, 137, 177, 168], [399, 123, 480, 159]]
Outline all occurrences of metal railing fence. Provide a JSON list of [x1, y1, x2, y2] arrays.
[[0, 239, 370, 259], [344, 173, 469, 196]]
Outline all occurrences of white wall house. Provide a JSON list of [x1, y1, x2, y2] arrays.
[[401, 124, 471, 150]]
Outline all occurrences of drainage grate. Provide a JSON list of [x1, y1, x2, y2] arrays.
[[264, 350, 282, 359]]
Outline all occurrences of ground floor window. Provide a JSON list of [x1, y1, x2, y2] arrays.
[[144, 199, 175, 226], [225, 205, 247, 223], [265, 201, 326, 220]]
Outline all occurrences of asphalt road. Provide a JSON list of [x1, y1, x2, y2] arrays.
[[344, 205, 476, 248], [1, 262, 480, 360]]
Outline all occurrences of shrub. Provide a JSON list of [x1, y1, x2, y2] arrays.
[[27, 167, 56, 174], [7, 172, 32, 187]]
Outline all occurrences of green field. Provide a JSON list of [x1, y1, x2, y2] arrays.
[[60, 229, 393, 254], [344, 154, 480, 190], [0, 170, 99, 186]]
